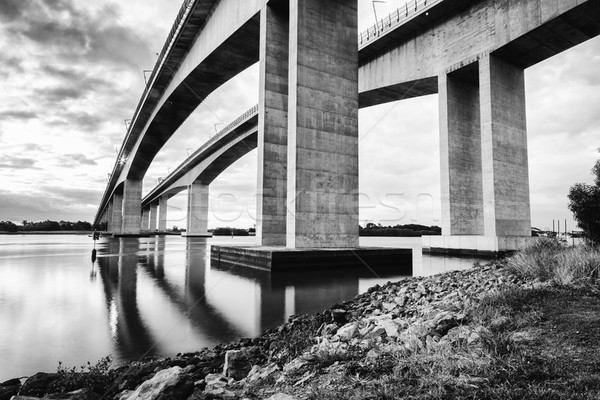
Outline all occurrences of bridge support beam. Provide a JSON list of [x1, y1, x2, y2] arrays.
[[185, 181, 210, 237], [159, 195, 168, 232], [141, 208, 150, 231], [432, 54, 531, 254], [121, 179, 142, 235], [286, 0, 359, 248], [149, 203, 158, 232], [479, 54, 531, 237], [111, 193, 123, 235], [439, 65, 484, 236], [107, 199, 114, 233], [257, 1, 289, 246]]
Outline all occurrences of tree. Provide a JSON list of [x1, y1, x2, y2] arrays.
[[568, 151, 600, 244]]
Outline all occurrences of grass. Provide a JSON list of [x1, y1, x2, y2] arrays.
[[301, 286, 600, 399], [505, 238, 600, 284]]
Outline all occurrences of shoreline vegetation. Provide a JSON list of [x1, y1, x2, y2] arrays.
[[3, 238, 600, 399], [0, 222, 443, 237]]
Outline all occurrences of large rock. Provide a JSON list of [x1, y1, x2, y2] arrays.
[[223, 349, 252, 381], [265, 394, 299, 400], [245, 364, 280, 384], [20, 373, 60, 397], [334, 323, 358, 342], [117, 367, 183, 400], [0, 386, 20, 400]]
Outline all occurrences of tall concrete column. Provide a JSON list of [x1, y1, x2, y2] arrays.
[[111, 193, 123, 235], [121, 179, 142, 235], [107, 199, 114, 233], [286, 0, 359, 248], [185, 181, 209, 236], [479, 54, 531, 237], [158, 195, 168, 232], [141, 208, 150, 231], [257, 2, 289, 246], [438, 65, 484, 236], [149, 203, 158, 232]]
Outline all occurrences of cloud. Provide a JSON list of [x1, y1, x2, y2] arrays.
[[0, 0, 22, 22], [0, 110, 38, 120], [0, 156, 39, 170], [58, 154, 98, 167]]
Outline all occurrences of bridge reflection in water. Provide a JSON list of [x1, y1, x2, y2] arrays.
[[94, 236, 471, 363]]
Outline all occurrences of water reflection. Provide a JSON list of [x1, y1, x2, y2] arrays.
[[0, 234, 487, 380], [93, 237, 415, 361], [97, 239, 158, 361], [91, 236, 480, 365]]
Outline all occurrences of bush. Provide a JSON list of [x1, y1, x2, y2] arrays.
[[506, 238, 600, 284], [49, 356, 115, 395]]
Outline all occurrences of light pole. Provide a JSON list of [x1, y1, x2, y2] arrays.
[[372, 0, 386, 28]]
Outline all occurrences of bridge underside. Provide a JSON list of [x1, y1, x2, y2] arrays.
[[99, 0, 600, 255]]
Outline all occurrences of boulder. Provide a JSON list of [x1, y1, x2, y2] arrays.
[[199, 373, 235, 398], [46, 388, 100, 400], [265, 394, 300, 400], [245, 364, 280, 384], [334, 323, 358, 342], [223, 349, 252, 381], [118, 366, 183, 400], [0, 386, 20, 400], [20, 373, 60, 397]]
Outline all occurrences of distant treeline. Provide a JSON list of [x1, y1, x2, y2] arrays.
[[211, 227, 254, 236], [359, 223, 441, 237], [0, 220, 94, 232]]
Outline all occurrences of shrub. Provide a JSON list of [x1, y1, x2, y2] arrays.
[[506, 239, 600, 284], [49, 355, 115, 394]]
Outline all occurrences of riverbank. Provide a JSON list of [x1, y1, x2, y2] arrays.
[[0, 231, 93, 235], [4, 240, 600, 400]]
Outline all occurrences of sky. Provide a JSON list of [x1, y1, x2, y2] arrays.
[[0, 0, 598, 231]]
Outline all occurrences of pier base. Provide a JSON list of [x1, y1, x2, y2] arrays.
[[210, 246, 412, 271], [181, 233, 213, 238], [422, 235, 534, 256]]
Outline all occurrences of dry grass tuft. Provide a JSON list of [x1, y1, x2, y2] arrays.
[[506, 238, 600, 285]]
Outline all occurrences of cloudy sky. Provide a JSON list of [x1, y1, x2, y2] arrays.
[[0, 0, 598, 231]]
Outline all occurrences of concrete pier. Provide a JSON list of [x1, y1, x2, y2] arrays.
[[106, 199, 114, 233], [480, 54, 531, 237], [256, 2, 289, 246], [141, 208, 150, 231], [149, 203, 158, 232], [184, 181, 211, 237], [286, 0, 359, 248], [211, 246, 411, 271], [158, 195, 168, 232], [439, 64, 483, 236], [121, 179, 142, 236], [110, 193, 123, 235]]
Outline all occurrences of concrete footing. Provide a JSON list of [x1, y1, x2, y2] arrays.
[[181, 233, 213, 238], [422, 235, 534, 256], [210, 246, 412, 271], [112, 233, 150, 238]]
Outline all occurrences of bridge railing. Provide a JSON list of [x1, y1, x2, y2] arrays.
[[149, 104, 259, 197], [186, 104, 259, 162], [358, 0, 440, 46]]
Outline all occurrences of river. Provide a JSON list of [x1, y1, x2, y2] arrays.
[[0, 234, 480, 380]]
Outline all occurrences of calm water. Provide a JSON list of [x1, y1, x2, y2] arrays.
[[0, 234, 478, 380]]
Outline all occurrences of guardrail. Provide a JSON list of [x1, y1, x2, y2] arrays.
[[147, 104, 259, 198], [358, 0, 440, 46]]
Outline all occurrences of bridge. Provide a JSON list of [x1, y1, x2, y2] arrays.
[[95, 0, 600, 255]]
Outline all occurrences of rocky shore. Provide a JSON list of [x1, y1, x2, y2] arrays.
[[3, 260, 599, 400]]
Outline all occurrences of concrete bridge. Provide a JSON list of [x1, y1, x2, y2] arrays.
[[95, 0, 600, 253]]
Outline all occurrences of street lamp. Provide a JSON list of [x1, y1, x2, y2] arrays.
[[372, 0, 386, 27]]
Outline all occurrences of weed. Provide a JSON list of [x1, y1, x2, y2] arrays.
[[48, 355, 115, 394], [506, 239, 600, 285]]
